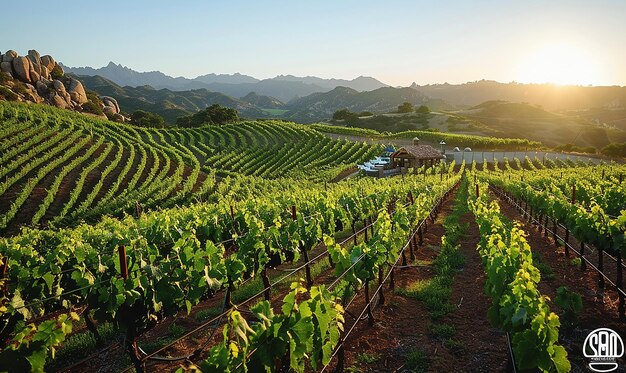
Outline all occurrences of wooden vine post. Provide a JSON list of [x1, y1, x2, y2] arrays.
[[118, 245, 143, 373], [580, 242, 586, 271], [407, 192, 416, 261], [598, 244, 605, 289], [618, 251, 625, 320], [364, 279, 374, 326], [1, 257, 8, 298], [262, 266, 271, 301], [363, 219, 368, 242], [293, 205, 312, 289]]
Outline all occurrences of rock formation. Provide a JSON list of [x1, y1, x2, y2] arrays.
[[0, 49, 124, 122]]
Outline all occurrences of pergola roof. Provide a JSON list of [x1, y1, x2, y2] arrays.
[[391, 145, 444, 160]]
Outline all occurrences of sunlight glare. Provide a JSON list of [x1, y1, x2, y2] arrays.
[[516, 44, 602, 86]]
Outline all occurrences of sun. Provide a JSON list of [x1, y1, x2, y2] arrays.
[[516, 44, 602, 86]]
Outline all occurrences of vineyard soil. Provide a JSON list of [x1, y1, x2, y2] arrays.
[[335, 188, 509, 372], [492, 191, 626, 371]]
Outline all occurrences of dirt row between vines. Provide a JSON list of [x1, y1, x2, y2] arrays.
[[334, 187, 508, 373], [491, 191, 626, 371]]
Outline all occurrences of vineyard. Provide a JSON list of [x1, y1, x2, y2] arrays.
[[0, 101, 625, 372], [0, 102, 381, 235]]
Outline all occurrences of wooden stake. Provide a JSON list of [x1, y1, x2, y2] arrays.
[[365, 279, 374, 326], [580, 242, 586, 271], [293, 205, 312, 289], [598, 245, 605, 289], [262, 267, 271, 301], [618, 252, 625, 320], [378, 267, 385, 306], [118, 246, 128, 280]]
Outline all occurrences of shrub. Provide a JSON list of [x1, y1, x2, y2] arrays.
[[416, 105, 430, 114], [0, 72, 12, 85], [132, 110, 165, 128], [51, 64, 64, 79], [176, 104, 238, 127], [555, 286, 582, 327], [0, 86, 18, 101], [601, 142, 626, 158], [81, 100, 103, 116], [397, 102, 413, 113]]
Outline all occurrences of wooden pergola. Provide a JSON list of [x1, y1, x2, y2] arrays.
[[390, 139, 445, 174]]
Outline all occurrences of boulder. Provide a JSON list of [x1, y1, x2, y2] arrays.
[[111, 113, 125, 122], [0, 71, 12, 80], [12, 56, 31, 82], [36, 80, 49, 96], [0, 61, 12, 74], [27, 50, 41, 75], [53, 79, 66, 94], [41, 66, 49, 80], [49, 92, 68, 109], [40, 55, 55, 71], [101, 96, 120, 113], [2, 50, 17, 63], [67, 77, 87, 104], [103, 105, 116, 115], [29, 70, 41, 83]]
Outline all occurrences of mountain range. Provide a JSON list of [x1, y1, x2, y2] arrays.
[[62, 60, 626, 130], [72, 74, 443, 123], [411, 80, 626, 110], [72, 74, 268, 123], [61, 62, 388, 102]]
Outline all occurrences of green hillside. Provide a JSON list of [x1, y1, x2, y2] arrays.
[[0, 101, 381, 235], [72, 74, 269, 123]]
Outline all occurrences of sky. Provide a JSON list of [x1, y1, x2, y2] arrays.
[[1, 0, 625, 86]]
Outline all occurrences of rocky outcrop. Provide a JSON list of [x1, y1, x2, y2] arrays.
[[0, 49, 124, 122]]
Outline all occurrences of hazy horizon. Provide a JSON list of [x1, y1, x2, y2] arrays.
[[58, 60, 626, 89], [2, 0, 625, 87]]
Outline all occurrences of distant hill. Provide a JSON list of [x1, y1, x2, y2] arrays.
[[283, 86, 433, 122], [240, 92, 283, 108], [73, 74, 267, 123], [61, 62, 388, 102], [457, 100, 626, 148], [468, 100, 558, 119], [272, 75, 388, 92], [411, 80, 626, 110]]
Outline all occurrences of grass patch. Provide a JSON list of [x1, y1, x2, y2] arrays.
[[428, 322, 456, 339], [444, 338, 466, 354], [405, 348, 429, 373], [355, 352, 380, 364], [395, 182, 468, 320], [46, 322, 119, 370], [570, 257, 582, 267]]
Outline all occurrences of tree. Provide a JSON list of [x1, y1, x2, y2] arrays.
[[601, 142, 626, 158], [416, 105, 430, 114], [177, 104, 239, 127], [397, 102, 413, 113], [332, 108, 352, 120], [131, 110, 165, 128]]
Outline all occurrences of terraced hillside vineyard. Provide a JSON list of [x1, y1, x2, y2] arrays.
[[0, 102, 381, 235]]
